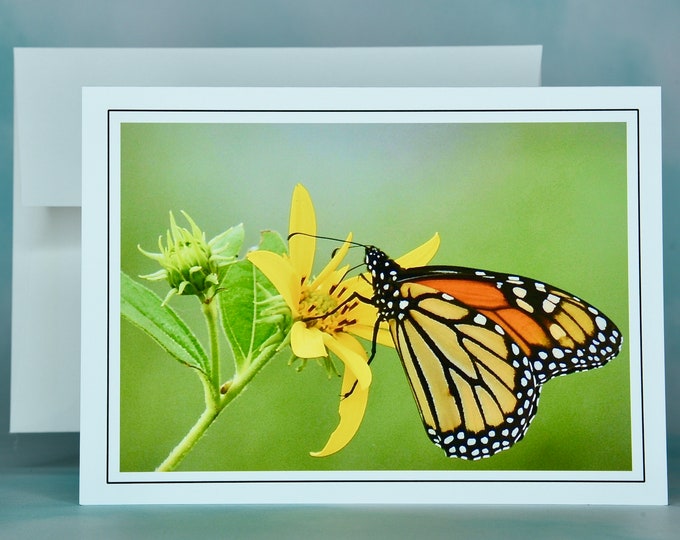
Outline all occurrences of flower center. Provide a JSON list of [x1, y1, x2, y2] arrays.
[[299, 284, 356, 334]]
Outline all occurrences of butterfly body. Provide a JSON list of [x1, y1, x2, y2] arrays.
[[364, 246, 622, 460]]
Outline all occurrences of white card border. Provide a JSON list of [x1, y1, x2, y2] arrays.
[[81, 87, 665, 505]]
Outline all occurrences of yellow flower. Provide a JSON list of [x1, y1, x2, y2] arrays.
[[248, 184, 439, 456]]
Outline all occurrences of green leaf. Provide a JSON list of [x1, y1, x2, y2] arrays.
[[219, 231, 290, 372], [257, 229, 287, 254], [210, 222, 245, 259], [121, 272, 209, 374]]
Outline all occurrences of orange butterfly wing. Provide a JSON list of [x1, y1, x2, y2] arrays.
[[364, 246, 623, 459], [414, 271, 622, 383]]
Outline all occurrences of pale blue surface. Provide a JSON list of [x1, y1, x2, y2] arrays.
[[1, 0, 679, 537]]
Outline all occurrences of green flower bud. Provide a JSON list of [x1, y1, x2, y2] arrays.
[[138, 211, 242, 305]]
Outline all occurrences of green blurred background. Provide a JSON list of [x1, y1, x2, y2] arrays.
[[119, 120, 630, 472]]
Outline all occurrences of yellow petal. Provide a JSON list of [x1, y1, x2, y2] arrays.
[[288, 184, 316, 278], [310, 369, 369, 457], [323, 333, 371, 389], [310, 233, 353, 290], [247, 251, 301, 316], [349, 322, 394, 348], [340, 301, 394, 348], [395, 233, 440, 268], [348, 300, 379, 324], [340, 274, 373, 300], [291, 321, 327, 358]]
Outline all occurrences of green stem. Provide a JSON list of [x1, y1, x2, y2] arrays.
[[219, 342, 280, 409], [202, 300, 221, 392], [155, 399, 218, 472], [155, 342, 282, 472]]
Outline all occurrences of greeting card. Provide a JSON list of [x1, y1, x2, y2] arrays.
[[80, 87, 665, 505]]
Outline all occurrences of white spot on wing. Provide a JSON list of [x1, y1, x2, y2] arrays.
[[513, 286, 527, 298], [542, 299, 556, 313]]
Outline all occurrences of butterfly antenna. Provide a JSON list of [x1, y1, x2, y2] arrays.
[[339, 262, 366, 282], [287, 231, 367, 249]]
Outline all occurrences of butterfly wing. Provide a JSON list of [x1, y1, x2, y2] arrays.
[[389, 281, 541, 460], [364, 246, 623, 459], [385, 267, 622, 459], [409, 265, 623, 384]]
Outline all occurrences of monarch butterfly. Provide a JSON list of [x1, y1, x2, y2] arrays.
[[359, 244, 623, 460]]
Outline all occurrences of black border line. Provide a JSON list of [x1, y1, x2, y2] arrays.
[[106, 111, 111, 484], [106, 107, 645, 486], [636, 109, 646, 480]]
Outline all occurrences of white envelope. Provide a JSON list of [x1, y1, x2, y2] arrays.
[[11, 46, 542, 432]]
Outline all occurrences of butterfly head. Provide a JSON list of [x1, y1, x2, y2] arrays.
[[364, 246, 405, 319], [364, 246, 399, 277], [364, 246, 385, 270]]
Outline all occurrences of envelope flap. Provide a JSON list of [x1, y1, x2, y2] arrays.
[[14, 47, 542, 207]]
